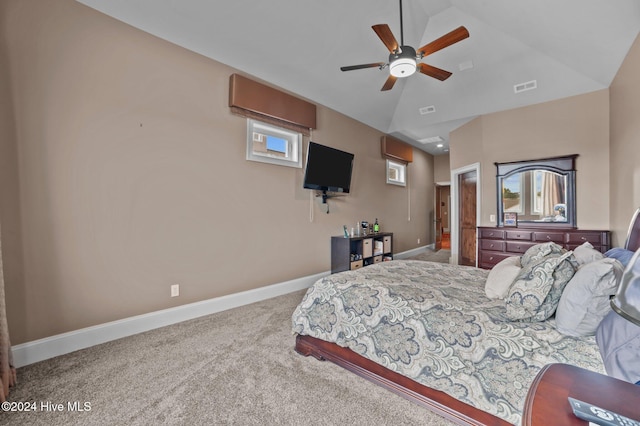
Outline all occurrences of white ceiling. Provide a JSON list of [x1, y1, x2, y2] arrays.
[[77, 0, 640, 156]]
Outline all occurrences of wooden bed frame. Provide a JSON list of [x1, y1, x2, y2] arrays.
[[294, 208, 640, 426], [295, 334, 510, 425]]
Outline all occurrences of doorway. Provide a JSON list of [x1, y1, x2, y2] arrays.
[[434, 184, 451, 251], [450, 163, 480, 266]]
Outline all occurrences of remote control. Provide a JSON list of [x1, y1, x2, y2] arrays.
[[568, 397, 640, 426]]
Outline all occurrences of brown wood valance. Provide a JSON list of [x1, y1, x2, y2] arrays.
[[381, 135, 413, 163], [229, 74, 316, 135]]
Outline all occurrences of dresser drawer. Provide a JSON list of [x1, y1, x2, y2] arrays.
[[566, 232, 603, 245], [506, 241, 538, 253], [505, 230, 532, 241], [533, 231, 565, 243], [567, 244, 605, 253], [479, 251, 512, 268], [350, 260, 363, 270], [480, 239, 505, 251], [479, 228, 505, 240]]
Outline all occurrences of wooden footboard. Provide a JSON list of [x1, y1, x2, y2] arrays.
[[295, 334, 510, 426]]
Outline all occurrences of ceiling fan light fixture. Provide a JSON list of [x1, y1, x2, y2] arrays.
[[389, 46, 417, 78]]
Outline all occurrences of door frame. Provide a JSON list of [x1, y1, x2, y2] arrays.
[[450, 162, 481, 266]]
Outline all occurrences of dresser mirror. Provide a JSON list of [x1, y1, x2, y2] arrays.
[[495, 155, 578, 228]]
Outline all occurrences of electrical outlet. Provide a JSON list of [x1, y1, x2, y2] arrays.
[[171, 284, 180, 297], [490, 214, 496, 223], [417, 238, 421, 244]]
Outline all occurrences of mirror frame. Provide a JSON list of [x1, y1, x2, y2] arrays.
[[495, 154, 578, 228]]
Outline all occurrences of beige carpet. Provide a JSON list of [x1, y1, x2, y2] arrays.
[[5, 268, 455, 425], [407, 248, 451, 263]]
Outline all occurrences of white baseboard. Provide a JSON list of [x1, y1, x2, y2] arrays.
[[12, 271, 328, 368]]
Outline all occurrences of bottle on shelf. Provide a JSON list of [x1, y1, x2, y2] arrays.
[[374, 218, 380, 233]]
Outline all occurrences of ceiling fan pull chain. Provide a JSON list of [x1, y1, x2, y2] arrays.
[[399, 0, 404, 48]]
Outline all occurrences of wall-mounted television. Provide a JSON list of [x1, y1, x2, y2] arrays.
[[303, 142, 354, 194]]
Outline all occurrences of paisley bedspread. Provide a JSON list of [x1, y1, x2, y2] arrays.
[[291, 260, 605, 425]]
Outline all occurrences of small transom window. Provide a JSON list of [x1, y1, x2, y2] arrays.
[[246, 119, 302, 168], [386, 160, 406, 186]]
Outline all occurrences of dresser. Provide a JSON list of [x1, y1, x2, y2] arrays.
[[477, 226, 610, 269]]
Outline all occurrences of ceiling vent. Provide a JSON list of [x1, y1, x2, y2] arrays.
[[419, 105, 436, 115], [418, 136, 444, 144], [514, 80, 537, 94]]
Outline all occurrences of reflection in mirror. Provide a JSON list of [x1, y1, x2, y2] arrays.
[[502, 170, 568, 222], [496, 155, 577, 228]]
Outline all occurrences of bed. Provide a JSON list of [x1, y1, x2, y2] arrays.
[[292, 209, 640, 426]]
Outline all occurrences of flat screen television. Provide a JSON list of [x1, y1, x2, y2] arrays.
[[303, 142, 354, 194]]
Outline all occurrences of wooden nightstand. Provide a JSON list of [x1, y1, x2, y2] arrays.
[[523, 363, 640, 425]]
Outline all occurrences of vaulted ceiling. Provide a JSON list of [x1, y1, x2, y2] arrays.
[[77, 0, 640, 155]]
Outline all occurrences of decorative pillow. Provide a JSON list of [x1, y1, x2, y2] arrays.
[[605, 248, 635, 268], [485, 256, 521, 299], [573, 241, 605, 265], [555, 258, 624, 336], [520, 242, 565, 268], [505, 251, 577, 321]]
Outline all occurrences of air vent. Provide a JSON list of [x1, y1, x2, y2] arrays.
[[419, 105, 436, 115], [514, 80, 537, 94], [418, 136, 444, 144]]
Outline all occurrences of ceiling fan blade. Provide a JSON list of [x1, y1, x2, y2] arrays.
[[340, 62, 385, 72], [417, 26, 469, 57], [381, 75, 397, 91], [372, 24, 399, 53], [418, 63, 452, 81]]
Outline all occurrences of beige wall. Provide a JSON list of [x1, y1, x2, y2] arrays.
[[0, 0, 26, 344], [610, 34, 640, 247], [433, 154, 451, 183], [0, 0, 434, 344], [451, 89, 611, 231]]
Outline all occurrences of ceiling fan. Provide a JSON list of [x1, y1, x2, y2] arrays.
[[340, 0, 469, 91]]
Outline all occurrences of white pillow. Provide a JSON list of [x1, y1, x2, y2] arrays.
[[485, 256, 521, 299], [555, 257, 624, 336], [573, 241, 605, 265]]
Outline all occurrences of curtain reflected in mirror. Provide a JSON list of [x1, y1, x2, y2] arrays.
[[495, 155, 577, 228], [502, 170, 568, 223]]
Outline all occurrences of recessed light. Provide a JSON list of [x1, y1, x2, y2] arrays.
[[436, 143, 444, 148], [418, 136, 443, 144]]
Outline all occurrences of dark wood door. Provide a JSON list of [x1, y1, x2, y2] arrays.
[[458, 171, 477, 266]]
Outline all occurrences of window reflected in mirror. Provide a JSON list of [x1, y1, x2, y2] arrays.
[[502, 170, 568, 223]]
